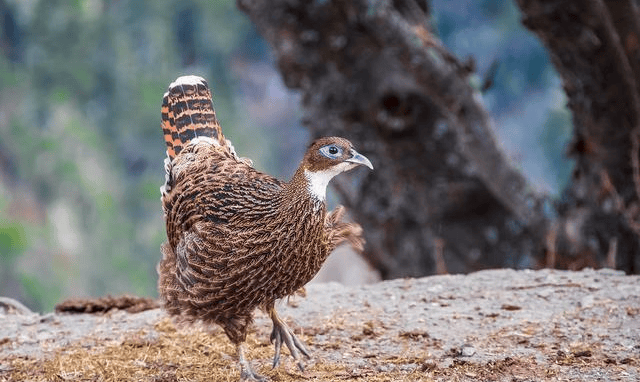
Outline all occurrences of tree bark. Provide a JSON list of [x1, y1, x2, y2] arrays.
[[516, 0, 640, 273], [238, 0, 640, 277]]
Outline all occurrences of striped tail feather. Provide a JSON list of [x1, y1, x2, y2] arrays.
[[161, 75, 225, 160]]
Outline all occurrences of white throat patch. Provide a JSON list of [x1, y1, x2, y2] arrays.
[[304, 169, 333, 201], [304, 163, 357, 201]]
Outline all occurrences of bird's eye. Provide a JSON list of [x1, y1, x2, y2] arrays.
[[319, 144, 342, 159]]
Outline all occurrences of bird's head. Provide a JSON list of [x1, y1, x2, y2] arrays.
[[300, 137, 373, 201]]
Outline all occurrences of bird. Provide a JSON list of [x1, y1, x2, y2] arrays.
[[157, 75, 373, 381]]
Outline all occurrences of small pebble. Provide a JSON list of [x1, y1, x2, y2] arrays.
[[461, 345, 476, 357]]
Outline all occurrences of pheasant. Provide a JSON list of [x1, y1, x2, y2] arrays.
[[157, 75, 373, 381]]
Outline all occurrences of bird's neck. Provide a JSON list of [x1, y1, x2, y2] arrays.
[[282, 166, 328, 213]]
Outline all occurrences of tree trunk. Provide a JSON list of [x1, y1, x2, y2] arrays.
[[516, 0, 640, 273], [238, 0, 640, 277]]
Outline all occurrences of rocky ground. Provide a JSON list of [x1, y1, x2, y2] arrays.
[[1, 268, 638, 381]]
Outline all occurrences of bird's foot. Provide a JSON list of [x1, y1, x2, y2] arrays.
[[238, 343, 267, 382], [269, 309, 310, 371], [239, 361, 267, 382]]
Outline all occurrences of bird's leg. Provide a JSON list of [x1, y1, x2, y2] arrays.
[[268, 305, 310, 371], [237, 342, 266, 382]]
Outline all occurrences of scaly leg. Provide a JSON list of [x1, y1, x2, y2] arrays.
[[237, 342, 266, 382], [268, 305, 310, 371]]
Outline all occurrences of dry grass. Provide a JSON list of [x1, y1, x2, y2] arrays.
[[4, 318, 243, 381], [2, 287, 637, 381], [2, 315, 636, 382], [0, 318, 430, 382]]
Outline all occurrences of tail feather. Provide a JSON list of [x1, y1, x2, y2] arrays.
[[161, 75, 225, 160]]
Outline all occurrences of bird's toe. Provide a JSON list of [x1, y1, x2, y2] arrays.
[[291, 331, 310, 359], [240, 363, 267, 382], [270, 326, 283, 368], [270, 319, 311, 370]]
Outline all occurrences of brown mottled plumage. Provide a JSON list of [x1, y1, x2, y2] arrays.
[[157, 76, 372, 381]]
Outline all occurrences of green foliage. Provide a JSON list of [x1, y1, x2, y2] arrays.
[[19, 272, 62, 313], [0, 222, 27, 262], [0, 0, 258, 312]]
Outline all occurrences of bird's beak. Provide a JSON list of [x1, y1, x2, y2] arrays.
[[346, 149, 374, 170]]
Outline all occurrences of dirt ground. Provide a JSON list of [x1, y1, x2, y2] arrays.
[[1, 268, 638, 381]]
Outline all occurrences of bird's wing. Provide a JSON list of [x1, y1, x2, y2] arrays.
[[325, 205, 365, 253], [163, 152, 283, 304]]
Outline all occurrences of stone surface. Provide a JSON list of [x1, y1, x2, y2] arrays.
[[1, 268, 638, 380]]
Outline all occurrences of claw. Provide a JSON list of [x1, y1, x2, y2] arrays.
[[270, 326, 283, 368], [238, 343, 267, 381], [268, 306, 311, 371], [240, 366, 267, 382], [292, 333, 310, 359]]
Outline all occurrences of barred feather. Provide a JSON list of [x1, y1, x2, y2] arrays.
[[161, 75, 225, 160]]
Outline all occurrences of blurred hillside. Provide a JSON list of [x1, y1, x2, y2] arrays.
[[0, 0, 572, 312]]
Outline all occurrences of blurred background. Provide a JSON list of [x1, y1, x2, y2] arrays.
[[0, 0, 573, 312]]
